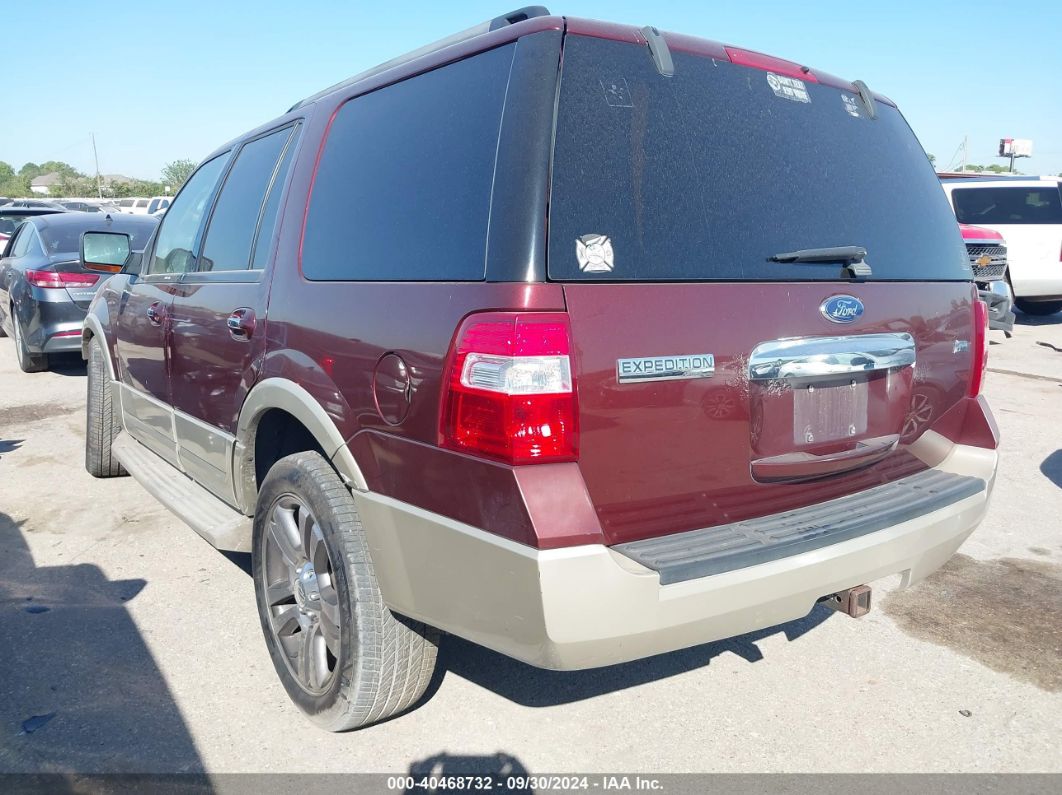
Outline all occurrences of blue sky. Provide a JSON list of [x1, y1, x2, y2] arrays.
[[5, 1, 1061, 179]]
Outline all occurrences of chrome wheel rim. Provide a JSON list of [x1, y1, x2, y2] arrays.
[[262, 495, 341, 695]]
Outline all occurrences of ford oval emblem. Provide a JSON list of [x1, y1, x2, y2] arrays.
[[820, 295, 864, 324]]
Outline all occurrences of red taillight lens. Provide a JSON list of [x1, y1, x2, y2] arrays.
[[25, 270, 99, 289], [440, 312, 578, 465], [968, 300, 989, 397], [724, 46, 818, 82]]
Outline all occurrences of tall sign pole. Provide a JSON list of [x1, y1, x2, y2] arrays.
[[91, 133, 103, 199]]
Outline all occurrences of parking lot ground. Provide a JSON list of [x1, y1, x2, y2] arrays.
[[1, 314, 1060, 775]]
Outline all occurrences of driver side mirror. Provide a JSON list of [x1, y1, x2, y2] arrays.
[[80, 231, 131, 274]]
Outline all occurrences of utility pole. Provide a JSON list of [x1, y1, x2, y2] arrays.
[[91, 133, 103, 199]]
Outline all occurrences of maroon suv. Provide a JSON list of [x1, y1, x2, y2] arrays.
[[80, 7, 999, 730]]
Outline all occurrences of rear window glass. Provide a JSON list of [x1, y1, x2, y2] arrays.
[[39, 219, 156, 255], [549, 36, 971, 282], [952, 186, 1062, 225], [301, 43, 514, 281], [0, 214, 33, 235]]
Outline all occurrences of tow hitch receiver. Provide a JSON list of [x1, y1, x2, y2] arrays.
[[823, 584, 872, 618]]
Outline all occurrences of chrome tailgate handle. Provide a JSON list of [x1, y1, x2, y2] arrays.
[[748, 333, 915, 381]]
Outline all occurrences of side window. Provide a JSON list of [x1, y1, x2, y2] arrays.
[[301, 44, 515, 281], [12, 225, 36, 257], [148, 155, 228, 275], [953, 186, 1062, 225], [198, 125, 297, 272]]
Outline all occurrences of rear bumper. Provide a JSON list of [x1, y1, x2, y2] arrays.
[[18, 290, 87, 353], [355, 440, 997, 670]]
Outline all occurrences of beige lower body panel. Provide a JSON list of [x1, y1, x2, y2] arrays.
[[353, 444, 997, 671]]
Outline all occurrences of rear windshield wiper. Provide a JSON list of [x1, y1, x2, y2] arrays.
[[769, 245, 872, 278]]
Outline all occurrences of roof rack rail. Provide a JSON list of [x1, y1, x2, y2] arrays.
[[287, 6, 551, 112]]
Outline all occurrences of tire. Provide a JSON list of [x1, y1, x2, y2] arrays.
[[1015, 299, 1062, 317], [252, 451, 438, 731], [85, 340, 127, 478], [11, 309, 48, 373]]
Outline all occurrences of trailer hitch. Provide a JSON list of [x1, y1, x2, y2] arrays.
[[822, 584, 872, 618]]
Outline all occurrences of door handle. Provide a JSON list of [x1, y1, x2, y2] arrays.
[[748, 333, 916, 381], [146, 301, 164, 326], [227, 308, 256, 341]]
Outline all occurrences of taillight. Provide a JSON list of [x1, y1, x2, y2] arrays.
[[440, 312, 578, 465], [25, 270, 99, 289], [968, 300, 989, 397]]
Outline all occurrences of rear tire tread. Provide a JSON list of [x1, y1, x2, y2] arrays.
[[1015, 298, 1062, 317], [12, 311, 48, 373]]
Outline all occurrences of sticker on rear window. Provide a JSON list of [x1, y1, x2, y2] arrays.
[[576, 234, 615, 273], [600, 78, 634, 108], [841, 94, 862, 117], [766, 72, 810, 103]]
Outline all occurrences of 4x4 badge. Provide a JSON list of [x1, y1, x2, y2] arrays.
[[576, 234, 614, 273]]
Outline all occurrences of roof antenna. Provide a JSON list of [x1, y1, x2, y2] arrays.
[[640, 26, 674, 76], [852, 79, 877, 119]]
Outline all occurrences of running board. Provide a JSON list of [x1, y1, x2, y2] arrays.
[[112, 432, 252, 552]]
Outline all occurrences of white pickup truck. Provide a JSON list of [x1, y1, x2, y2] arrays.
[[941, 176, 1062, 316]]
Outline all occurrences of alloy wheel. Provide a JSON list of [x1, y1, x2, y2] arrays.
[[261, 495, 342, 695]]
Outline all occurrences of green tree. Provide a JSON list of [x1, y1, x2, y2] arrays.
[[160, 159, 197, 192], [38, 160, 81, 179], [963, 164, 985, 173], [927, 153, 936, 166], [0, 161, 14, 183], [19, 162, 42, 181]]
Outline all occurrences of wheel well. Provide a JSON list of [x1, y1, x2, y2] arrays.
[[252, 408, 327, 488]]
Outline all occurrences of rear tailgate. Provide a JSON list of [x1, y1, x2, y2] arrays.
[[550, 33, 977, 546], [563, 281, 973, 545]]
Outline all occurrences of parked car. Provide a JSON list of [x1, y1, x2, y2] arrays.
[[58, 200, 104, 213], [11, 198, 66, 210], [146, 196, 172, 215], [0, 212, 157, 371], [0, 206, 65, 248], [81, 8, 999, 730], [959, 223, 1015, 335], [115, 197, 152, 215], [941, 176, 1062, 316]]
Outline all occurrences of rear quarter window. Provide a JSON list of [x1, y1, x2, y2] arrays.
[[549, 36, 971, 282], [952, 186, 1062, 225], [301, 44, 515, 281]]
